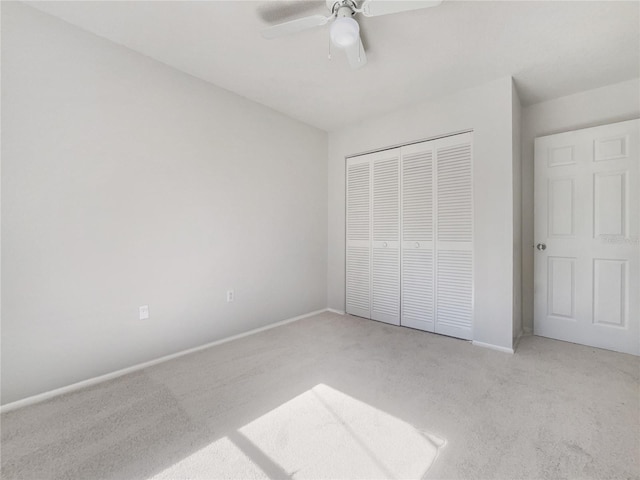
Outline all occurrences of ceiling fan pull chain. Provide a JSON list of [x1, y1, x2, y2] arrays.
[[328, 37, 332, 60]]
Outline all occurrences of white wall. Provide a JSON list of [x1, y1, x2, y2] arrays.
[[521, 78, 640, 333], [1, 3, 328, 405], [328, 77, 516, 351]]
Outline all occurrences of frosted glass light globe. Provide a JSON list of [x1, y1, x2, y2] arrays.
[[330, 17, 359, 48]]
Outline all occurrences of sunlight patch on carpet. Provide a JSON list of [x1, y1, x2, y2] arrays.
[[239, 383, 445, 479], [150, 384, 445, 479], [150, 436, 267, 480]]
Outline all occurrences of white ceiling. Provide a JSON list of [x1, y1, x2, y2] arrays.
[[28, 0, 640, 131]]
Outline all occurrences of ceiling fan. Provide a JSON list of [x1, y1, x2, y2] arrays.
[[261, 0, 443, 69]]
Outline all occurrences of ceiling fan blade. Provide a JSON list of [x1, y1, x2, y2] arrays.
[[361, 0, 442, 17], [262, 14, 332, 39], [345, 37, 367, 69]]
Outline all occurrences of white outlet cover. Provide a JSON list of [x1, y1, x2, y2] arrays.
[[139, 305, 149, 320]]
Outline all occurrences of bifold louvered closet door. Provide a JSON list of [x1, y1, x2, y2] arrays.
[[346, 132, 473, 340], [346, 149, 401, 325], [346, 156, 371, 320], [432, 133, 473, 340], [401, 142, 436, 332]]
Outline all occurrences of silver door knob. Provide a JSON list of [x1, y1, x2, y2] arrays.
[[536, 243, 547, 251], [383, 242, 388, 248], [415, 242, 420, 248]]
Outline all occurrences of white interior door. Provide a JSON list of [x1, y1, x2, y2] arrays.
[[534, 119, 639, 355], [371, 149, 401, 325]]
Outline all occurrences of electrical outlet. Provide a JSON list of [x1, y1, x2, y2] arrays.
[[139, 305, 149, 320], [227, 290, 234, 303]]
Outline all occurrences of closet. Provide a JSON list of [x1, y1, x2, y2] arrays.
[[346, 132, 473, 340]]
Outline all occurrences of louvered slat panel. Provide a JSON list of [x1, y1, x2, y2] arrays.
[[433, 134, 472, 339], [400, 146, 434, 331], [373, 158, 399, 242], [346, 159, 371, 318], [346, 246, 370, 313], [402, 151, 433, 241], [437, 144, 472, 243], [372, 247, 400, 318], [347, 162, 370, 241], [436, 250, 472, 339], [401, 248, 434, 330], [371, 154, 400, 324]]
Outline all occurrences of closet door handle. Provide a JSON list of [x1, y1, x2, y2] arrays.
[[383, 242, 388, 248], [415, 242, 420, 248]]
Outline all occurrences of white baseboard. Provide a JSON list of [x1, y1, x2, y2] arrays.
[[326, 308, 345, 315], [472, 340, 515, 354], [0, 308, 329, 414]]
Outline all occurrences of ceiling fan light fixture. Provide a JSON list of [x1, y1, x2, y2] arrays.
[[330, 16, 359, 48]]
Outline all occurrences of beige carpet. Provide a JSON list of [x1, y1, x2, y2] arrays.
[[1, 311, 639, 479]]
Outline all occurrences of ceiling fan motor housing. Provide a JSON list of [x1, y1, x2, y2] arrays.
[[328, 0, 357, 16]]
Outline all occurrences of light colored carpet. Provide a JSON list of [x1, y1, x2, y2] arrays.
[[1, 311, 638, 479]]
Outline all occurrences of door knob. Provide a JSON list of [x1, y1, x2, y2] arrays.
[[415, 242, 420, 248], [536, 243, 547, 251], [383, 242, 388, 247]]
